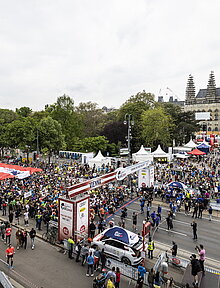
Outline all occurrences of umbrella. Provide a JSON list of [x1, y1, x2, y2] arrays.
[[168, 181, 188, 189]]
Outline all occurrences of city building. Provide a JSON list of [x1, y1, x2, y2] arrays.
[[184, 71, 220, 133]]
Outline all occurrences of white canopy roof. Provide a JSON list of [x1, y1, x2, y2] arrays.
[[184, 139, 197, 148], [136, 145, 149, 155], [88, 150, 111, 168], [132, 145, 153, 162], [151, 145, 167, 156], [92, 150, 105, 161]]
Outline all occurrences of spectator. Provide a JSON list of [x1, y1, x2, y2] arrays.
[[147, 268, 154, 288], [29, 228, 36, 249], [100, 248, 107, 270], [86, 252, 94, 277], [166, 277, 174, 288], [115, 267, 121, 288], [190, 254, 201, 287], [106, 267, 116, 284], [196, 244, 206, 275], [208, 206, 213, 221], [171, 241, 178, 256]]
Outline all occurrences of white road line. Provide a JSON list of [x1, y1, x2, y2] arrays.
[[158, 227, 187, 237]]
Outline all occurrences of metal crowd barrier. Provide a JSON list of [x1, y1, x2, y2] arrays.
[[0, 271, 13, 288], [105, 258, 149, 286]]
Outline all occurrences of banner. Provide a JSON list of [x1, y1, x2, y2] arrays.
[[0, 163, 42, 180], [76, 198, 89, 238], [24, 191, 32, 198], [138, 166, 154, 188], [59, 199, 74, 240]]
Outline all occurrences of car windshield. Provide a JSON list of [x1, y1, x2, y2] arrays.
[[132, 237, 143, 249]]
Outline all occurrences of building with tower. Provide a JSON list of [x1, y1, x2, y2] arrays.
[[184, 71, 220, 133]]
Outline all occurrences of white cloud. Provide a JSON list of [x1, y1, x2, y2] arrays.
[[0, 0, 220, 110]]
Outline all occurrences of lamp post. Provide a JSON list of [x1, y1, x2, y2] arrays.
[[124, 114, 134, 190], [124, 114, 134, 165]]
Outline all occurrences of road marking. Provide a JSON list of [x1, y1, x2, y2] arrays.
[[158, 227, 187, 237]]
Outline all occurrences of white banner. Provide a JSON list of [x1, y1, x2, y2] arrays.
[[116, 162, 148, 181], [76, 198, 89, 237], [59, 199, 74, 240], [138, 166, 154, 188], [24, 191, 32, 198]]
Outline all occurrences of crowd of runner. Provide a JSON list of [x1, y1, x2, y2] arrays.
[[0, 152, 219, 287]]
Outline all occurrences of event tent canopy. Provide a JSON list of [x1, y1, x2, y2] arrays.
[[151, 145, 170, 160], [168, 181, 188, 189], [184, 139, 197, 149], [103, 226, 139, 245], [187, 149, 206, 156], [88, 150, 111, 168], [132, 145, 153, 162]]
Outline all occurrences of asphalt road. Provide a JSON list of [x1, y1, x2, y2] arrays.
[[0, 231, 130, 288], [111, 198, 220, 262]]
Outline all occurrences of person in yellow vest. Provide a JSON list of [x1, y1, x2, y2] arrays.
[[67, 236, 75, 259], [147, 236, 155, 259]]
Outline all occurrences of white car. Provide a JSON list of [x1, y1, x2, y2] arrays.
[[92, 226, 143, 266]]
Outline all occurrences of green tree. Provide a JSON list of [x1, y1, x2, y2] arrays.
[[6, 117, 37, 161], [0, 109, 18, 157], [46, 94, 82, 149], [38, 116, 66, 162], [76, 102, 106, 137], [141, 107, 174, 147], [16, 107, 32, 117], [162, 103, 199, 145], [118, 91, 156, 151], [72, 136, 108, 153]]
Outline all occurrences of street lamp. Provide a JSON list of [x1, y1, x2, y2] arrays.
[[124, 114, 134, 165]]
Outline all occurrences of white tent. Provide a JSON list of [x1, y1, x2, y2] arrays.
[[88, 151, 111, 168], [132, 145, 153, 162], [151, 145, 170, 161], [184, 139, 197, 149]]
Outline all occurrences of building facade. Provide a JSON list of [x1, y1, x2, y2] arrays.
[[184, 71, 220, 132]]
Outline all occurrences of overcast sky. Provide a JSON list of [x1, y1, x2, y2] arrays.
[[1, 0, 220, 111]]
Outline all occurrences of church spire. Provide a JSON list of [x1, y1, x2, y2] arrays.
[[206, 71, 216, 101], [185, 74, 195, 104]]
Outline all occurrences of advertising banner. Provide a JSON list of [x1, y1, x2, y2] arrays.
[[59, 199, 74, 240], [138, 166, 154, 188], [76, 198, 89, 239]]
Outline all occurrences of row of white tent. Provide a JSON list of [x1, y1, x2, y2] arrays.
[[88, 145, 171, 168], [88, 139, 210, 168], [173, 139, 210, 158]]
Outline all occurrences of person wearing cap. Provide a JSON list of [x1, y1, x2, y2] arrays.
[[6, 244, 15, 268]]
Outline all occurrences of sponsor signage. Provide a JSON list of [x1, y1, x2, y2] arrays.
[[76, 198, 89, 238], [59, 199, 74, 240]]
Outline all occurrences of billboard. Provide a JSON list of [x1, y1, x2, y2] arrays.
[[76, 197, 89, 239], [195, 112, 210, 120], [138, 166, 154, 188], [58, 198, 74, 240]]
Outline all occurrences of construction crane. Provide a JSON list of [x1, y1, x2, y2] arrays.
[[166, 87, 181, 101]]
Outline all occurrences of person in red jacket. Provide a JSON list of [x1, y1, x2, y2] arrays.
[[6, 244, 15, 268], [5, 225, 12, 244], [115, 267, 121, 288]]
